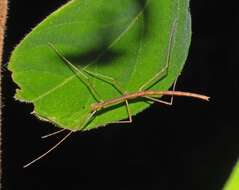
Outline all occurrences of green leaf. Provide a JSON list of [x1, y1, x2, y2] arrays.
[[8, 0, 191, 131], [223, 160, 239, 190]]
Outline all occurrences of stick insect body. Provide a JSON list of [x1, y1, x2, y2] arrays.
[[91, 90, 209, 112], [23, 19, 209, 168]]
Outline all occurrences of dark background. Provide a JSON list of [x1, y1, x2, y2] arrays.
[[2, 0, 239, 189]]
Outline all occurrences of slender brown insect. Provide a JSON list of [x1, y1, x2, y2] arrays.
[[23, 19, 209, 168], [91, 90, 209, 111]]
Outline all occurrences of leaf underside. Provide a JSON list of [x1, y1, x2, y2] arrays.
[[8, 0, 191, 131]]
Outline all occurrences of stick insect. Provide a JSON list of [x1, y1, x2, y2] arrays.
[[23, 20, 209, 168]]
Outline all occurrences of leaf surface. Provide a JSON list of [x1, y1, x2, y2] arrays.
[[223, 160, 239, 190], [8, 0, 191, 131]]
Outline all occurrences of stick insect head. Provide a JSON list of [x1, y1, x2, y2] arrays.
[[90, 102, 103, 112]]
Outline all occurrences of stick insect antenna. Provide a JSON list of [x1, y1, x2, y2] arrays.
[[41, 129, 67, 139], [23, 131, 73, 168], [24, 110, 97, 168]]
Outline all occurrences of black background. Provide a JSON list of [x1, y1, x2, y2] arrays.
[[2, 0, 239, 189]]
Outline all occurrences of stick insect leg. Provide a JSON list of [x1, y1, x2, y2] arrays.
[[139, 60, 169, 92], [82, 69, 125, 94], [82, 69, 133, 123], [138, 19, 177, 92], [40, 106, 98, 140], [143, 78, 178, 106], [111, 100, 132, 124], [48, 42, 102, 102], [42, 110, 96, 139], [78, 110, 97, 131]]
